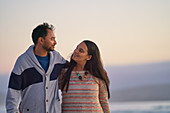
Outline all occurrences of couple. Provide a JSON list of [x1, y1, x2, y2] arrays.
[[6, 22, 110, 113]]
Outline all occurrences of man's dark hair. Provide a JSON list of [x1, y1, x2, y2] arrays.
[[32, 22, 54, 45]]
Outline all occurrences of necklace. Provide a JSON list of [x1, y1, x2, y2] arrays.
[[75, 71, 88, 80], [76, 72, 82, 80]]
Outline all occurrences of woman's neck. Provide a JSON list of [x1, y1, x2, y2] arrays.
[[73, 64, 85, 71]]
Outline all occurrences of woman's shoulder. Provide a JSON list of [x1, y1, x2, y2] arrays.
[[91, 74, 107, 85], [58, 68, 67, 78], [87, 72, 101, 84]]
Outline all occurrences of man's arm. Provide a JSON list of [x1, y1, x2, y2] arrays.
[[6, 88, 21, 113], [6, 57, 23, 113]]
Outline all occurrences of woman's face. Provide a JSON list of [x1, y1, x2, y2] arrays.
[[72, 42, 91, 64]]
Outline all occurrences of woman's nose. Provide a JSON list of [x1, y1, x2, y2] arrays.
[[74, 48, 78, 53]]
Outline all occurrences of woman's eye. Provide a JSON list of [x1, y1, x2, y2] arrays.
[[79, 49, 84, 53]]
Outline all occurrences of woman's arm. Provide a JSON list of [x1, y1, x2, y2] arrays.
[[99, 80, 110, 113], [58, 69, 66, 89]]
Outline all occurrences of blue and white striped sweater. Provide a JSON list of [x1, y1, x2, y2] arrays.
[[6, 45, 66, 113]]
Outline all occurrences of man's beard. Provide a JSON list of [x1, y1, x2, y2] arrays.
[[43, 44, 54, 52]]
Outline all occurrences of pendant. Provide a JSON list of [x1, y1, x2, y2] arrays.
[[77, 73, 82, 80]]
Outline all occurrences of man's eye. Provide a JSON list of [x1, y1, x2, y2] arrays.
[[51, 37, 55, 41]]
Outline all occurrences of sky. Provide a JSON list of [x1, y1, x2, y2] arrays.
[[0, 0, 170, 74]]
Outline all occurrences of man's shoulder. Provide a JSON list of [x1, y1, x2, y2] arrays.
[[16, 45, 32, 61], [50, 50, 66, 63], [51, 50, 60, 55], [51, 50, 64, 58], [16, 52, 27, 62]]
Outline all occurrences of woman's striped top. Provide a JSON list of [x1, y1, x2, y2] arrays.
[[58, 70, 110, 113]]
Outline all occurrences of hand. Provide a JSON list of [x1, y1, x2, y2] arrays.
[[19, 102, 22, 113]]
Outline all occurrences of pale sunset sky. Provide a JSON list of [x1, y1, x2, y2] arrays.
[[0, 0, 170, 74]]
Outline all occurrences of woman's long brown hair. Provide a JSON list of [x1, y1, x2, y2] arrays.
[[61, 40, 110, 99]]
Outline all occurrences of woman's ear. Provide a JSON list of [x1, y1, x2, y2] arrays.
[[87, 55, 92, 60]]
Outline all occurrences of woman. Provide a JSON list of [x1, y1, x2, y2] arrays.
[[59, 40, 110, 113]]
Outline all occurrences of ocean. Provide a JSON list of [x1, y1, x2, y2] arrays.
[[1, 101, 170, 113], [1, 61, 170, 113], [110, 101, 170, 113]]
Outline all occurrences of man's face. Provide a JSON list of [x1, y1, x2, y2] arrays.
[[42, 29, 56, 52]]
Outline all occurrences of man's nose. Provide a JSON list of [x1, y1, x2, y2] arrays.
[[54, 40, 57, 45]]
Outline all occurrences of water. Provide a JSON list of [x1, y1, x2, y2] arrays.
[[1, 74, 170, 113], [1, 101, 170, 113], [110, 101, 170, 113]]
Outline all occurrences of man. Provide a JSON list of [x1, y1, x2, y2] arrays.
[[6, 23, 66, 113]]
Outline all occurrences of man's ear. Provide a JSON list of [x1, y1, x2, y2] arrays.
[[38, 37, 44, 44], [87, 55, 92, 60]]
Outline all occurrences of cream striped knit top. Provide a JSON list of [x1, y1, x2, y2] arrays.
[[58, 70, 110, 113]]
